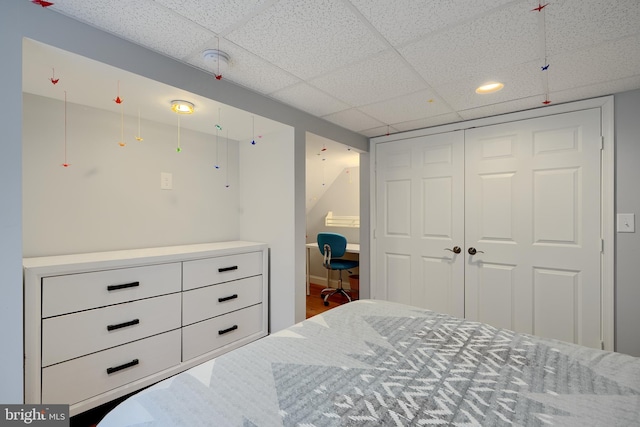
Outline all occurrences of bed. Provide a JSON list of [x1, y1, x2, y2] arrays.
[[98, 299, 640, 426]]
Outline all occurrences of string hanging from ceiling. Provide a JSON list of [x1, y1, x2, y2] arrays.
[[62, 90, 69, 167], [214, 108, 221, 169], [225, 129, 230, 188], [135, 107, 143, 141], [49, 68, 59, 85], [251, 115, 256, 145], [532, 2, 552, 105]]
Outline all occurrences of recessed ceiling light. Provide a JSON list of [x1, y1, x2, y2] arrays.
[[475, 82, 504, 94], [170, 100, 195, 114]]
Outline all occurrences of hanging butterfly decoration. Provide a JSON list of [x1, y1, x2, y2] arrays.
[[49, 68, 59, 85], [32, 0, 54, 7], [532, 1, 552, 105]]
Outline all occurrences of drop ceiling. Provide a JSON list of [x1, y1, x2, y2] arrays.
[[34, 0, 640, 139]]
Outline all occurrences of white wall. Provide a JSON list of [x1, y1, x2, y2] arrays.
[[23, 94, 240, 256], [615, 88, 640, 357], [0, 1, 24, 404], [238, 127, 296, 331]]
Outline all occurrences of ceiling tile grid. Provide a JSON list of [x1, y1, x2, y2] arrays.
[[398, 2, 540, 87], [322, 108, 386, 133], [50, 0, 215, 61], [270, 82, 351, 117], [151, 0, 271, 35], [545, 0, 640, 56], [308, 49, 429, 108], [349, 0, 521, 47], [359, 89, 456, 126], [224, 0, 388, 80], [37, 0, 640, 138]]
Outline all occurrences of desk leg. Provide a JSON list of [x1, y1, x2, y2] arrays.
[[306, 247, 311, 296]]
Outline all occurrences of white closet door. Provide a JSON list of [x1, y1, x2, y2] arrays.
[[375, 131, 465, 317], [464, 108, 602, 348]]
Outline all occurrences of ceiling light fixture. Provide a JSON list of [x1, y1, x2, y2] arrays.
[[170, 100, 195, 114], [475, 82, 504, 94]]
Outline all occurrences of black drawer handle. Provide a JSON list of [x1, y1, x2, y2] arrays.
[[218, 294, 238, 303], [106, 359, 139, 375], [218, 266, 238, 273], [218, 325, 238, 335], [107, 281, 140, 291], [107, 319, 140, 331]]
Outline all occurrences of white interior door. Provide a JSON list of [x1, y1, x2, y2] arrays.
[[464, 108, 602, 348], [375, 131, 464, 317]]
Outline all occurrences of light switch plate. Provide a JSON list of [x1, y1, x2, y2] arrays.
[[617, 213, 635, 233], [160, 172, 173, 190]]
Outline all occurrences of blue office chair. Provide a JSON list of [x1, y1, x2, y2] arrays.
[[317, 232, 359, 306]]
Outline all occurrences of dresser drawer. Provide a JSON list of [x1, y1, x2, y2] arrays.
[[42, 263, 181, 317], [182, 252, 262, 291], [42, 329, 180, 406], [182, 303, 263, 361], [42, 293, 181, 367], [182, 276, 263, 326]]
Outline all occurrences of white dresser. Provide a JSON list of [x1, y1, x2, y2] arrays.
[[23, 241, 268, 416]]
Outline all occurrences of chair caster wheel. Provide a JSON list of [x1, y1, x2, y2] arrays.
[[324, 301, 329, 306]]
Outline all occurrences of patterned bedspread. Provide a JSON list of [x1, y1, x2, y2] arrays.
[[98, 300, 640, 426]]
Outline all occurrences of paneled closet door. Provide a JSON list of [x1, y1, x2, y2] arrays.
[[375, 131, 465, 318], [464, 108, 602, 348]]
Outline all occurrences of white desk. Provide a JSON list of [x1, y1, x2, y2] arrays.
[[306, 242, 360, 295]]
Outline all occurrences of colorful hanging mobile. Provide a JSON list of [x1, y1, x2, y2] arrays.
[[61, 91, 70, 167], [135, 107, 143, 141], [50, 68, 59, 85], [532, 1, 552, 105]]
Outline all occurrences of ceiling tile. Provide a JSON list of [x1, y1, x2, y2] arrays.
[[322, 109, 385, 133], [549, 35, 640, 92], [350, 0, 518, 46], [51, 0, 214, 61], [271, 83, 350, 117], [309, 49, 427, 107], [225, 0, 387, 80], [436, 61, 544, 111], [399, 1, 539, 86], [546, 0, 640, 56], [359, 90, 454, 125], [152, 0, 269, 34]]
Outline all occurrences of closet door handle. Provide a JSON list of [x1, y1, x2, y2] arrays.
[[218, 266, 238, 273], [106, 359, 139, 375], [218, 325, 238, 335], [218, 294, 238, 303], [107, 281, 140, 291], [444, 246, 461, 254], [107, 319, 140, 331], [468, 247, 484, 255]]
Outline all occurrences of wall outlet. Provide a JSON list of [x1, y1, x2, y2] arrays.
[[160, 172, 173, 190]]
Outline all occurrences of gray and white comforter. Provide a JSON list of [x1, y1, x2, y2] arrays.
[[99, 300, 640, 426]]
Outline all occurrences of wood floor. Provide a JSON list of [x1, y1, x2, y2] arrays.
[[306, 282, 354, 318]]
